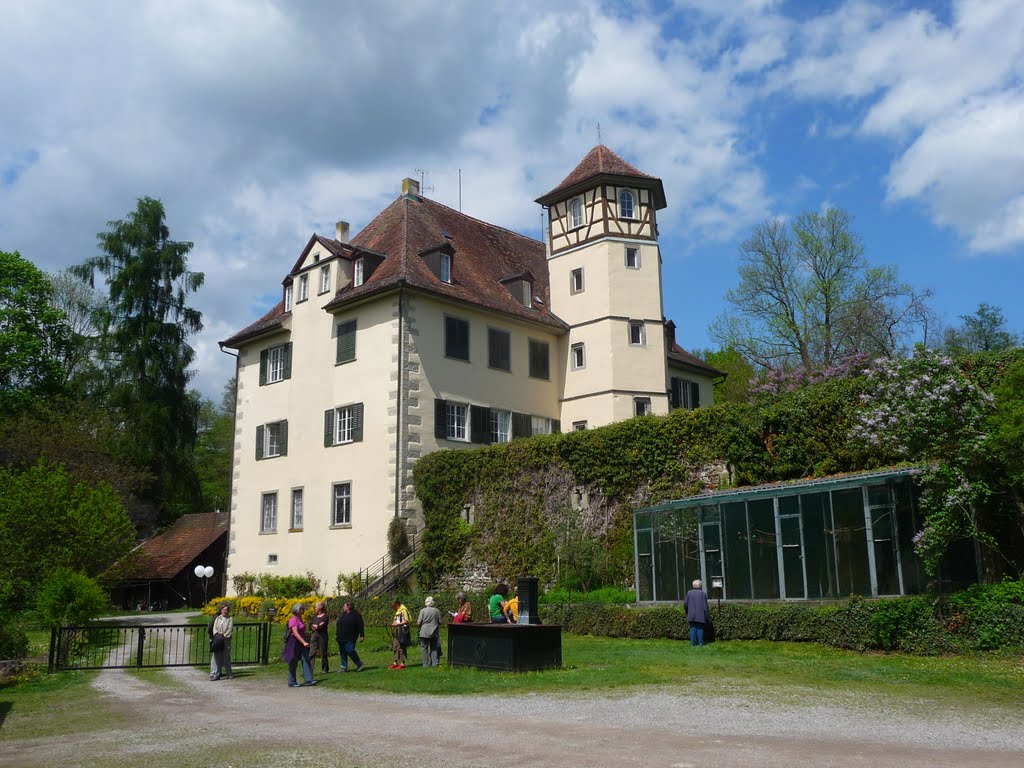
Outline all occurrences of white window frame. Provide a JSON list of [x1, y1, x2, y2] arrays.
[[319, 264, 331, 294], [298, 273, 309, 302], [353, 257, 365, 288], [573, 420, 588, 431], [331, 482, 352, 527], [571, 342, 585, 370], [334, 405, 354, 445], [284, 284, 293, 312], [628, 320, 646, 347], [267, 553, 278, 565], [619, 189, 636, 220], [569, 197, 583, 229], [267, 345, 286, 383], [446, 402, 469, 442], [634, 397, 652, 416], [570, 267, 584, 294], [264, 421, 286, 458], [261, 492, 277, 533], [490, 409, 511, 444], [625, 246, 641, 269], [531, 416, 552, 436], [439, 252, 452, 284], [290, 488, 303, 530]]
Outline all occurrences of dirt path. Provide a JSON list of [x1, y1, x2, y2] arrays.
[[6, 656, 1024, 768]]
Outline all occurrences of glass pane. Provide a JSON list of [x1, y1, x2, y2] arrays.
[[831, 488, 872, 596], [894, 480, 925, 594], [801, 493, 835, 599], [700, 505, 720, 524], [748, 499, 780, 599], [780, 516, 805, 599], [872, 504, 899, 595], [868, 486, 891, 507], [635, 512, 651, 530], [722, 502, 751, 600], [655, 512, 682, 602], [778, 495, 799, 516], [701, 522, 723, 590], [680, 509, 701, 590], [636, 529, 653, 601]]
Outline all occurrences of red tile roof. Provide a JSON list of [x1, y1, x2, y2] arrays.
[[668, 342, 724, 376], [122, 513, 228, 581], [221, 300, 288, 348], [322, 194, 568, 330], [535, 145, 666, 208]]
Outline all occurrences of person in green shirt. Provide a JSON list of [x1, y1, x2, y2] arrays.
[[489, 584, 509, 623]]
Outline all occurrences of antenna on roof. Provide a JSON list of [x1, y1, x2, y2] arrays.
[[597, 121, 602, 145], [414, 168, 435, 197], [459, 168, 462, 212]]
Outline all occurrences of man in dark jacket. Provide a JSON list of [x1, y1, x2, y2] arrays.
[[335, 601, 365, 672], [683, 579, 710, 647]]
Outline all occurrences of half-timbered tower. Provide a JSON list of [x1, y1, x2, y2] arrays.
[[536, 145, 671, 428]]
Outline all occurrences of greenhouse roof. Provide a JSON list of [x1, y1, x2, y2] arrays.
[[639, 467, 923, 515]]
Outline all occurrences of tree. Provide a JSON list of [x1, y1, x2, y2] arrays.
[[0, 460, 135, 607], [0, 250, 72, 412], [710, 208, 931, 371], [46, 267, 107, 392], [73, 197, 205, 521], [692, 347, 755, 404], [193, 377, 236, 513], [944, 303, 1019, 354]]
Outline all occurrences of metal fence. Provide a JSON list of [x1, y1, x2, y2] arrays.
[[48, 622, 270, 672]]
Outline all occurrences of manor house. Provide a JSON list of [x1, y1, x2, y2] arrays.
[[221, 146, 720, 588]]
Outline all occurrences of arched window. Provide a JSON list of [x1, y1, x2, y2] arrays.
[[569, 198, 583, 229], [619, 189, 635, 219]]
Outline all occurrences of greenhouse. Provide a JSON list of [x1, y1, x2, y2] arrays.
[[634, 468, 976, 603]]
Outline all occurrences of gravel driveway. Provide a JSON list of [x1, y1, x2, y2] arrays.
[[7, 614, 1024, 768]]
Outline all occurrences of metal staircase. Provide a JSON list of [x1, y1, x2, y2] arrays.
[[353, 530, 421, 599]]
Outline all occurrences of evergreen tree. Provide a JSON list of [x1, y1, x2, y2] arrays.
[[73, 197, 205, 521]]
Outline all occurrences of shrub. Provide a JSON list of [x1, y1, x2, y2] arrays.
[[35, 568, 109, 627], [539, 587, 635, 604]]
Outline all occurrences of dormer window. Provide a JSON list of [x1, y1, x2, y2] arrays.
[[440, 252, 452, 284], [569, 198, 583, 229], [503, 277, 532, 308], [420, 242, 455, 284], [353, 257, 365, 288], [619, 189, 636, 220], [284, 284, 293, 312]]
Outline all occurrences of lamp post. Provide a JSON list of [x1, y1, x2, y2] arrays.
[[194, 565, 215, 604]]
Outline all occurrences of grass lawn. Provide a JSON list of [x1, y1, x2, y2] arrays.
[[2, 631, 1021, 744]]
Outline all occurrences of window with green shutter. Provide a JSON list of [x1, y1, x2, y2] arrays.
[[528, 339, 549, 380], [324, 403, 365, 446], [336, 319, 357, 364]]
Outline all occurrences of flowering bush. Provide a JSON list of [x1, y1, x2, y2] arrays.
[[851, 348, 995, 572]]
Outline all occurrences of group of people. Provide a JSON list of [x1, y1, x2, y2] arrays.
[[282, 599, 366, 686], [487, 584, 519, 623], [388, 592, 470, 669]]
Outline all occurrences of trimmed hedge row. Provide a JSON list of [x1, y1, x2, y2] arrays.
[[539, 594, 1023, 655]]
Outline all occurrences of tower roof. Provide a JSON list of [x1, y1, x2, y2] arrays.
[[535, 145, 666, 209]]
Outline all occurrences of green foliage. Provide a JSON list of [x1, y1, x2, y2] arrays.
[[35, 568, 109, 627], [387, 515, 411, 565], [0, 621, 30, 660], [694, 347, 755, 404], [709, 208, 930, 370], [0, 250, 72, 412], [73, 196, 205, 522], [944, 303, 1019, 355], [944, 579, 1024, 650], [539, 586, 635, 604], [228, 571, 320, 598], [0, 460, 135, 607], [192, 378, 235, 513]]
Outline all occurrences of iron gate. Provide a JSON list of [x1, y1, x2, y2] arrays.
[[48, 622, 270, 672]]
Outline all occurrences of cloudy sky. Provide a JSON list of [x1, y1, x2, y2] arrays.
[[3, 0, 1023, 399]]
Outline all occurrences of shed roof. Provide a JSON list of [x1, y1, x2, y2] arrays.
[[121, 513, 228, 581]]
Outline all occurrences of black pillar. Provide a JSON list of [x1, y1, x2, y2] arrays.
[[517, 576, 541, 625]]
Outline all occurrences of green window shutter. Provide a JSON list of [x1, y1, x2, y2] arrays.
[[336, 320, 357, 364], [352, 403, 364, 442], [552, 419, 561, 434], [324, 409, 335, 447], [259, 350, 268, 386], [255, 425, 265, 460], [689, 382, 700, 410], [512, 412, 531, 438], [434, 399, 447, 439], [670, 378, 680, 409], [279, 420, 288, 456], [470, 405, 491, 444], [283, 343, 292, 380]]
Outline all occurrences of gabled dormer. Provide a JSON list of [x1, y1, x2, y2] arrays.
[[501, 271, 534, 308], [535, 145, 667, 257], [419, 241, 455, 284]]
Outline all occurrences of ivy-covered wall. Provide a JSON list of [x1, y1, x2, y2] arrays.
[[413, 350, 1024, 589]]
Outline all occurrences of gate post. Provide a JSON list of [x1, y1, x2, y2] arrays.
[[48, 627, 57, 673], [136, 627, 146, 668]]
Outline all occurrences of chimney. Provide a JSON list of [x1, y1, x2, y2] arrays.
[[402, 177, 421, 198], [335, 221, 350, 243], [665, 319, 676, 348]]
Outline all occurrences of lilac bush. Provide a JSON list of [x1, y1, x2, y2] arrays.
[[851, 348, 995, 572]]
